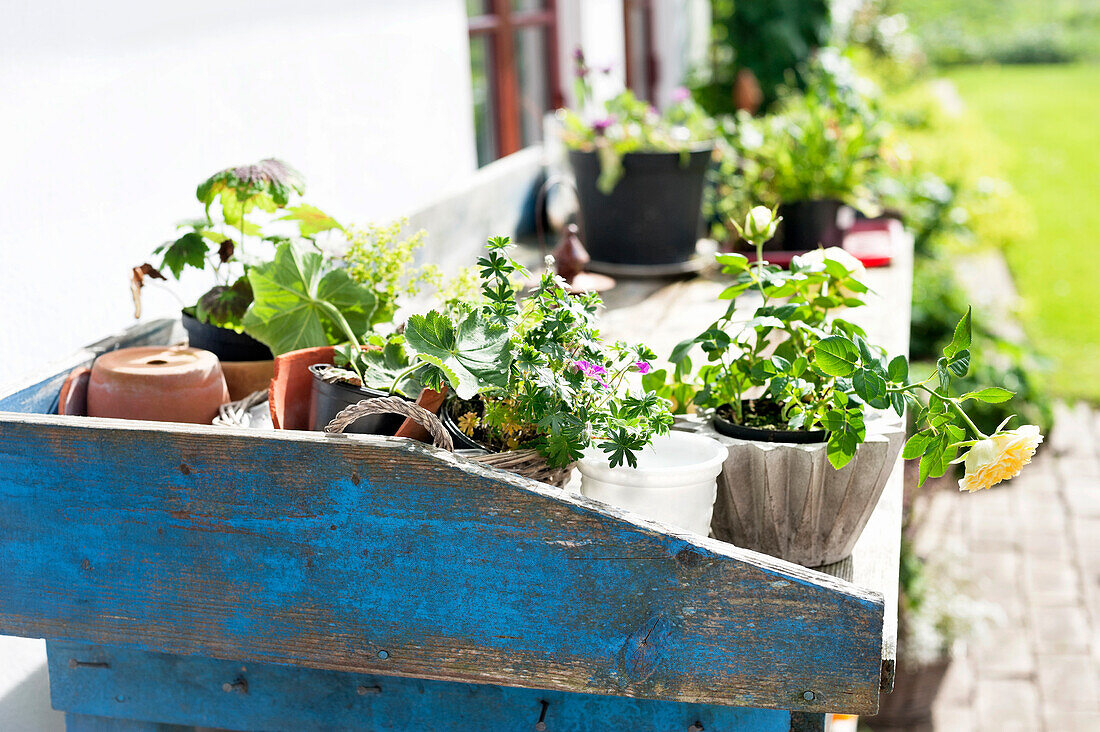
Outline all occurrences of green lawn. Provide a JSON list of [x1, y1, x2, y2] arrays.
[[946, 64, 1100, 401]]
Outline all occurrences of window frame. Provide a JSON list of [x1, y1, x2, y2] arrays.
[[468, 0, 564, 162]]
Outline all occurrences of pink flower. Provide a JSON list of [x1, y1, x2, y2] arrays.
[[671, 86, 691, 103], [592, 116, 616, 134], [634, 361, 652, 375], [574, 360, 609, 387]]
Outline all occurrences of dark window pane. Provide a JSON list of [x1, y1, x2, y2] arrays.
[[513, 26, 550, 148], [510, 0, 547, 11], [466, 0, 489, 18], [469, 35, 497, 166]]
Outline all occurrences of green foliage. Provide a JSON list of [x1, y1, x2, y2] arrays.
[[561, 50, 714, 192], [405, 310, 511, 400], [888, 0, 1100, 66], [707, 51, 886, 241], [343, 220, 442, 327], [194, 276, 252, 331], [242, 242, 377, 356], [661, 207, 1007, 475], [332, 335, 422, 397], [405, 236, 673, 469], [691, 0, 833, 113], [141, 159, 342, 334]]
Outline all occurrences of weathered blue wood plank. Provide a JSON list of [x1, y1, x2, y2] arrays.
[[49, 642, 794, 732], [0, 412, 884, 713], [0, 319, 177, 414], [65, 713, 192, 731]]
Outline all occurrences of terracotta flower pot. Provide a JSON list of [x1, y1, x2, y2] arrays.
[[268, 345, 446, 444], [87, 346, 229, 424], [220, 360, 275, 401]]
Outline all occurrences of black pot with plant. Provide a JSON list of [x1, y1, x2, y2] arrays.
[[307, 338, 422, 435], [568, 146, 713, 267], [131, 158, 344, 363], [559, 51, 715, 269], [712, 400, 827, 443], [774, 198, 846, 251]]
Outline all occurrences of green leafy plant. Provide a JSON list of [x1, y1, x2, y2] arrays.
[[658, 206, 1042, 485], [560, 48, 714, 193], [330, 334, 423, 398], [242, 242, 376, 356], [707, 52, 886, 241], [400, 236, 673, 469], [343, 220, 443, 328], [133, 159, 342, 331]]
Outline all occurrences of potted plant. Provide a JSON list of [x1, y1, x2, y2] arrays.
[[131, 159, 343, 398], [650, 207, 1044, 566], [559, 49, 715, 268], [379, 237, 697, 501], [711, 51, 884, 251]]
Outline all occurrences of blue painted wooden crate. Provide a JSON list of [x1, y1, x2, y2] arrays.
[[0, 319, 888, 731]]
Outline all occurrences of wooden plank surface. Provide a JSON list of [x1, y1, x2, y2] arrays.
[[47, 641, 793, 732], [0, 412, 883, 713]]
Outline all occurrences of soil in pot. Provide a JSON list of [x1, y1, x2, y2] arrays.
[[713, 401, 827, 443], [774, 199, 846, 252], [568, 146, 712, 267], [182, 309, 272, 362], [308, 364, 411, 435]]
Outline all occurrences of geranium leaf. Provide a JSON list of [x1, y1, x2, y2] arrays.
[[404, 310, 511, 400], [242, 242, 376, 355]]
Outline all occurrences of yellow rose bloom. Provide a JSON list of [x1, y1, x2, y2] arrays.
[[958, 425, 1043, 493]]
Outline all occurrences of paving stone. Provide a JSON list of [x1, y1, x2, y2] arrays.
[[1050, 403, 1097, 458], [1030, 605, 1093, 655], [1056, 456, 1100, 480], [1036, 654, 1100, 713], [975, 630, 1035, 678], [1024, 556, 1082, 606], [1041, 711, 1100, 732], [1063, 480, 1100, 518], [976, 678, 1041, 731]]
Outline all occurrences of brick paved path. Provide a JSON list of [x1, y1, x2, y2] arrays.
[[913, 403, 1100, 730]]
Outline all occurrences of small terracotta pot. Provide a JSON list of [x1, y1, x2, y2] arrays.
[[220, 359, 275, 401], [87, 346, 229, 424], [267, 345, 446, 442]]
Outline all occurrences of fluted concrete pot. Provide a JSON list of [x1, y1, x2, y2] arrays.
[[690, 414, 905, 567]]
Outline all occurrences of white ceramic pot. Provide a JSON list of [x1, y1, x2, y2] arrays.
[[577, 431, 728, 536]]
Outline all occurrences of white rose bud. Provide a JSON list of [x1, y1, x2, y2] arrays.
[[744, 205, 778, 241]]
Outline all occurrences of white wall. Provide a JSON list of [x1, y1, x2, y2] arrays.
[[0, 0, 476, 384]]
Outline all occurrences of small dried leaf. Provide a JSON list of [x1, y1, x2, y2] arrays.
[[218, 238, 235, 263], [130, 263, 167, 318]]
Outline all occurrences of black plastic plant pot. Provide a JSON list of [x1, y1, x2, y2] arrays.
[[712, 403, 827, 444], [307, 364, 410, 435], [439, 399, 489, 452], [568, 145, 713, 267], [775, 199, 846, 252], [181, 311, 272, 362]]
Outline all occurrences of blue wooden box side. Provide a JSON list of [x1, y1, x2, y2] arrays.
[[48, 641, 793, 732], [0, 410, 883, 714]]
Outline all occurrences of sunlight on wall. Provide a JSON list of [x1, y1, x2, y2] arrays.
[[0, 0, 476, 382]]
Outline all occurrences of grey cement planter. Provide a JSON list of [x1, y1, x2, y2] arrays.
[[681, 414, 905, 568]]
